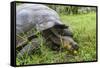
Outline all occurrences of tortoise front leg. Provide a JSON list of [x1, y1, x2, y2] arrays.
[[17, 39, 40, 59]]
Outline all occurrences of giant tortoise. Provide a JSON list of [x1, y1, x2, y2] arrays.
[[16, 4, 79, 58]]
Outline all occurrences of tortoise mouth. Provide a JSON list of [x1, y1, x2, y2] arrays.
[[62, 41, 79, 55], [62, 41, 78, 51]]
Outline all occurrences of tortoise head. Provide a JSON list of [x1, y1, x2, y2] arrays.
[[60, 36, 79, 52], [50, 25, 79, 53]]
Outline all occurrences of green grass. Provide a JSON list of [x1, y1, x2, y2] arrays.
[[16, 13, 97, 65], [60, 13, 96, 61]]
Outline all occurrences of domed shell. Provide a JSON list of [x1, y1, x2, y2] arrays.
[[16, 4, 67, 48]]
